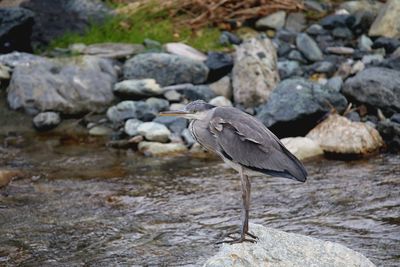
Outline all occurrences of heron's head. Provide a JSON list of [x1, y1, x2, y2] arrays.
[[159, 100, 215, 120]]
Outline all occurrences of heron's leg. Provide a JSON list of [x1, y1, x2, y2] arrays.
[[216, 168, 257, 244]]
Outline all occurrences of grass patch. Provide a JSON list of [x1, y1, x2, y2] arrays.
[[49, 1, 225, 52]]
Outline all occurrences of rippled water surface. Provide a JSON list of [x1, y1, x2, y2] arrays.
[[0, 102, 399, 266]]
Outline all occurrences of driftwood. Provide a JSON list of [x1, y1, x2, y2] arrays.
[[115, 0, 304, 30]]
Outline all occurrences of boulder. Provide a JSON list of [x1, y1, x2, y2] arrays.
[[123, 53, 209, 87], [280, 137, 323, 160], [296, 33, 323, 62], [255, 11, 286, 30], [164, 42, 207, 61], [232, 37, 279, 108], [342, 67, 400, 114], [137, 122, 171, 143], [80, 42, 145, 59], [113, 79, 162, 98], [257, 78, 348, 137], [369, 0, 400, 38], [106, 101, 157, 123], [138, 141, 187, 156], [205, 224, 375, 267], [32, 112, 61, 131], [306, 114, 383, 155], [0, 7, 34, 53], [7, 55, 117, 115]]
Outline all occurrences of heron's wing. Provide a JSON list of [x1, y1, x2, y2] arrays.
[[209, 108, 307, 182]]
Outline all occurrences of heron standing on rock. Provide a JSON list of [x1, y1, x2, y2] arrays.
[[160, 100, 307, 244]]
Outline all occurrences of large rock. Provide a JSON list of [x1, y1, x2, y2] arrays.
[[306, 114, 383, 155], [280, 137, 323, 160], [368, 0, 400, 38], [205, 224, 375, 267], [342, 67, 400, 114], [7, 55, 117, 115], [257, 78, 348, 137], [123, 53, 209, 87], [138, 141, 187, 156], [232, 37, 279, 108], [0, 7, 34, 53]]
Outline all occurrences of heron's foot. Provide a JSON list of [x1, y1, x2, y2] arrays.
[[216, 231, 258, 245]]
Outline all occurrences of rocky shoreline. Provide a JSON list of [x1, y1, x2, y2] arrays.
[[1, 0, 400, 159]]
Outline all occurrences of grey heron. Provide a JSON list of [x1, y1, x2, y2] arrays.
[[160, 100, 307, 244]]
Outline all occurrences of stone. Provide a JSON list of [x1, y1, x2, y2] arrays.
[[204, 52, 233, 83], [340, 0, 383, 16], [138, 141, 187, 156], [165, 84, 216, 102], [351, 10, 376, 36], [209, 96, 232, 107], [320, 14, 355, 30], [342, 67, 400, 114], [372, 37, 400, 54], [358, 34, 373, 51], [106, 101, 156, 123], [257, 78, 348, 137], [0, 64, 11, 80], [124, 118, 143, 136], [163, 90, 181, 102], [391, 113, 400, 124], [306, 114, 383, 154], [137, 122, 171, 143], [69, 43, 87, 53], [275, 30, 297, 44], [0, 7, 34, 53], [181, 128, 196, 147], [280, 137, 323, 160], [88, 125, 112, 136], [145, 97, 169, 112], [235, 27, 259, 41], [276, 42, 292, 57], [345, 111, 361, 122], [0, 169, 23, 188], [143, 38, 162, 51], [277, 60, 301, 79], [123, 53, 209, 87], [219, 31, 242, 45], [306, 24, 327, 35], [332, 27, 353, 39], [7, 55, 117, 115], [255, 11, 286, 30], [327, 76, 343, 92], [285, 12, 306, 32], [204, 224, 376, 267], [0, 51, 47, 68], [113, 79, 162, 98], [361, 54, 384, 66], [164, 42, 207, 61], [375, 55, 400, 71], [311, 61, 336, 74], [153, 116, 187, 135], [350, 60, 365, 75], [287, 50, 307, 63], [232, 37, 279, 108], [209, 76, 232, 99], [326, 46, 354, 55], [377, 120, 400, 152], [32, 112, 60, 131], [369, 0, 400, 38], [296, 33, 323, 62], [81, 42, 145, 59]]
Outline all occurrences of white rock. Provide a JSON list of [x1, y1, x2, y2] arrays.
[[280, 137, 323, 160], [306, 114, 384, 154], [232, 37, 279, 108], [137, 122, 171, 143], [0, 63, 11, 79], [209, 96, 232, 107], [204, 224, 376, 267], [114, 79, 162, 97], [88, 125, 112, 136], [138, 141, 187, 156], [124, 118, 143, 136], [209, 76, 232, 99], [169, 103, 186, 111], [164, 42, 207, 61]]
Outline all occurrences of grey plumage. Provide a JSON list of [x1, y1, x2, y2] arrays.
[[160, 100, 307, 243]]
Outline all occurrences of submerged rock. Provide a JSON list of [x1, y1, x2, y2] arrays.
[[205, 224, 375, 267], [138, 141, 187, 156], [123, 53, 209, 87], [232, 37, 279, 108], [257, 78, 347, 137], [306, 114, 383, 155], [342, 67, 400, 114], [280, 137, 323, 160], [32, 112, 61, 131], [7, 55, 117, 115]]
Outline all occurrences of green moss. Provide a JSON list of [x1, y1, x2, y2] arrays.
[[48, 2, 226, 52]]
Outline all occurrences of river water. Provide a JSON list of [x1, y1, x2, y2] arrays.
[[0, 98, 399, 266]]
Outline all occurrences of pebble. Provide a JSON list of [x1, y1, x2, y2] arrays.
[[89, 125, 112, 136], [296, 33, 323, 62], [326, 46, 355, 55]]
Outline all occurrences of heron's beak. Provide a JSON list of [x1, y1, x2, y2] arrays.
[[159, 110, 190, 117]]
